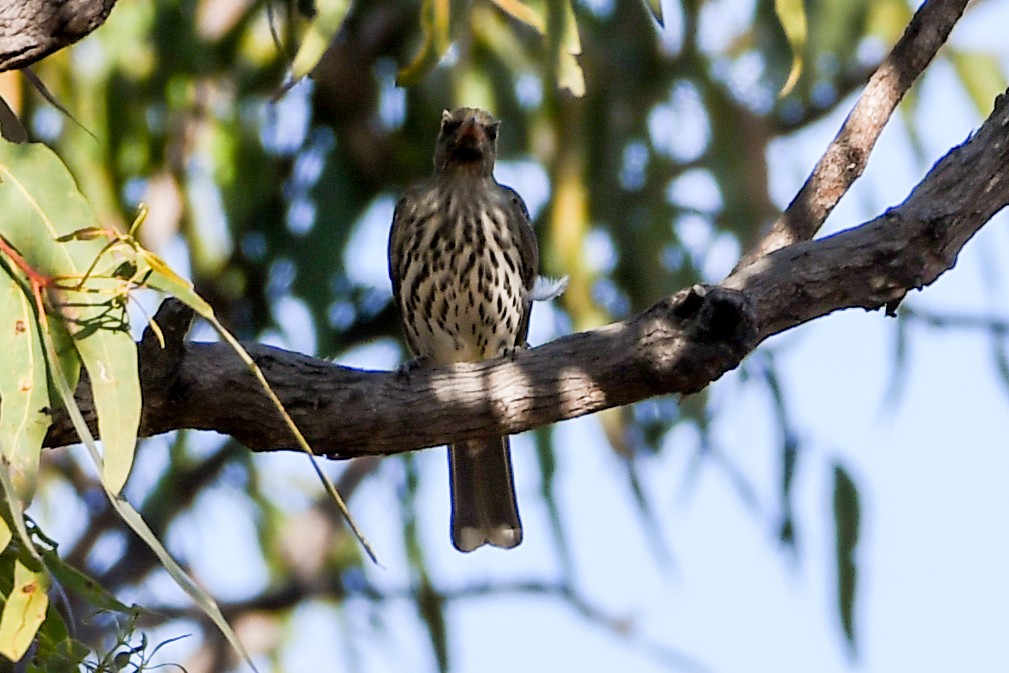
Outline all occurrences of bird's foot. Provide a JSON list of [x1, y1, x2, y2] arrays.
[[396, 355, 430, 381]]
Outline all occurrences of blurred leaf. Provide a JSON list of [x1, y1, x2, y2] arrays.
[[949, 50, 1006, 118], [881, 310, 910, 412], [0, 95, 27, 144], [416, 577, 447, 673], [643, 0, 664, 27], [534, 427, 572, 573], [832, 462, 860, 654], [623, 457, 675, 570], [291, 0, 352, 81], [0, 518, 9, 556], [774, 0, 807, 96], [778, 435, 798, 547], [489, 0, 546, 33], [0, 558, 49, 661], [557, 1, 584, 97], [398, 0, 453, 87], [0, 270, 49, 503], [0, 139, 139, 495]]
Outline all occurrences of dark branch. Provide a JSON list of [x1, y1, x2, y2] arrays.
[[739, 0, 969, 267], [0, 0, 119, 72]]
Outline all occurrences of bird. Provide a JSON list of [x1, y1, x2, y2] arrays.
[[388, 107, 560, 552]]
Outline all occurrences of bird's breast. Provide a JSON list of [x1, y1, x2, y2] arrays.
[[397, 192, 529, 363]]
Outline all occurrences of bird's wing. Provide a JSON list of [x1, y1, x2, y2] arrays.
[[500, 184, 539, 347], [500, 185, 539, 292]]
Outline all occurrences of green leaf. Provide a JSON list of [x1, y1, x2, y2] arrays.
[[0, 139, 139, 495], [415, 577, 447, 673], [0, 517, 10, 556], [0, 558, 49, 661], [774, 0, 807, 97], [0, 271, 49, 503], [41, 549, 135, 615], [397, 0, 452, 87], [489, 0, 545, 33], [949, 50, 1007, 119], [558, 1, 584, 97], [642, 0, 664, 26], [290, 0, 352, 81], [832, 462, 860, 654]]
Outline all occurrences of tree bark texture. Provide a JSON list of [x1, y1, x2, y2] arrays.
[[0, 0, 119, 72], [41, 87, 1009, 457]]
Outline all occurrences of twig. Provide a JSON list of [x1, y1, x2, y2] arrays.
[[737, 0, 970, 269]]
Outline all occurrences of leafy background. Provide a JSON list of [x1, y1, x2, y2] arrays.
[[1, 0, 1008, 670]]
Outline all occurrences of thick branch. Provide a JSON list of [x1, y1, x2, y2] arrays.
[[44, 286, 757, 456], [0, 0, 119, 72], [739, 0, 968, 267], [40, 88, 1009, 457]]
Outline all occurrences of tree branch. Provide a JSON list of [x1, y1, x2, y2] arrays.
[[0, 0, 119, 72], [39, 87, 1009, 458], [738, 0, 969, 267]]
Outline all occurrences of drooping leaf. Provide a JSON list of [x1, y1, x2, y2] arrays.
[[774, 0, 807, 97], [415, 577, 447, 673], [290, 0, 352, 81], [0, 558, 49, 661], [0, 270, 50, 502], [558, 1, 584, 97], [0, 139, 139, 495], [397, 0, 453, 87], [534, 427, 572, 573], [832, 462, 860, 654]]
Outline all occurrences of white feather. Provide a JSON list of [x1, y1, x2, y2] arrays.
[[530, 275, 570, 302]]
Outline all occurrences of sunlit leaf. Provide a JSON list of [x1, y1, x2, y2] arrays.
[[774, 0, 807, 97], [0, 139, 139, 495], [832, 462, 860, 653], [0, 559, 49, 661], [489, 0, 545, 33], [290, 0, 352, 81], [557, 1, 584, 97], [0, 271, 49, 502], [0, 518, 9, 556]]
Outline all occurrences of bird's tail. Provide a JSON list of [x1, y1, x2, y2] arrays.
[[449, 437, 522, 552]]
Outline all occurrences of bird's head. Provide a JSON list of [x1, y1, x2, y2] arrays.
[[433, 107, 500, 177]]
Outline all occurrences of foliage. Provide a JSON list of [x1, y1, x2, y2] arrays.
[[0, 0, 1005, 671]]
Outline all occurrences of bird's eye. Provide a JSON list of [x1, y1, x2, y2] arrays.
[[484, 124, 498, 141], [441, 120, 462, 136]]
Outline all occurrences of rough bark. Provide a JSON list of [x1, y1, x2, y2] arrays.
[[0, 0, 119, 72], [41, 87, 1009, 457]]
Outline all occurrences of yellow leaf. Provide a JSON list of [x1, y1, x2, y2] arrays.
[[0, 559, 48, 661], [774, 0, 807, 97]]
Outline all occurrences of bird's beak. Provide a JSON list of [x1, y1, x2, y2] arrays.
[[457, 116, 484, 143]]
